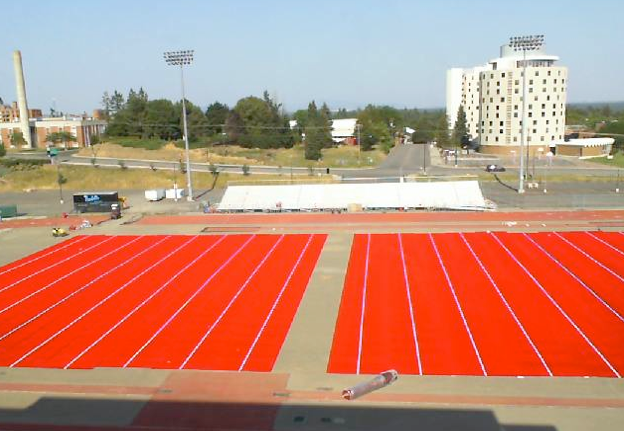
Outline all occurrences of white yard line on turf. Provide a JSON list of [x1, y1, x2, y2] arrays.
[[491, 232, 621, 378], [64, 235, 227, 369], [0, 237, 143, 316], [459, 233, 553, 376], [585, 232, 624, 257], [0, 236, 169, 343], [123, 235, 256, 368], [179, 235, 285, 369], [238, 234, 314, 371], [429, 233, 487, 376], [523, 233, 624, 324], [398, 233, 423, 376], [0, 236, 89, 276], [554, 232, 624, 284], [9, 236, 195, 367], [356, 234, 371, 375], [0, 236, 115, 294]]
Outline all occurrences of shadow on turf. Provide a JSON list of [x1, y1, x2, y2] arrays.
[[0, 396, 558, 431]]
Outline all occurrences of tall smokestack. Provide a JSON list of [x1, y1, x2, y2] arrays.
[[13, 50, 33, 148]]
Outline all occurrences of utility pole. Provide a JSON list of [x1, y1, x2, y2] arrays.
[[357, 123, 362, 166]]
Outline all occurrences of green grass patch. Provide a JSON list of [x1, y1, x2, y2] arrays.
[[587, 153, 624, 168], [108, 137, 167, 151]]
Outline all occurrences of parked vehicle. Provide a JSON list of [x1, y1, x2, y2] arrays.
[[485, 164, 506, 172]]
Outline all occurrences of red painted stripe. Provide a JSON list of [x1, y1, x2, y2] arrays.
[[5, 236, 191, 368], [241, 234, 327, 372], [0, 235, 89, 276], [0, 236, 159, 366], [529, 232, 624, 318], [435, 233, 550, 376], [396, 234, 483, 375], [327, 234, 368, 373], [359, 234, 421, 374], [182, 235, 307, 370], [561, 232, 624, 277], [473, 232, 615, 377], [69, 236, 249, 369], [499, 232, 624, 376], [124, 235, 274, 369]]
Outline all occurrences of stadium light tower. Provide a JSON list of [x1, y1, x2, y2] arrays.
[[164, 50, 194, 201], [509, 35, 544, 194]]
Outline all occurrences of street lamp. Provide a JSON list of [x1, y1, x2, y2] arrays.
[[164, 50, 194, 202], [509, 35, 545, 194]]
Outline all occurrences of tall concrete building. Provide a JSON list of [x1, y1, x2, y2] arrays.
[[447, 39, 567, 155]]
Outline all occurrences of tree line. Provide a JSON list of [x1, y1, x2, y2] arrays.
[[101, 88, 454, 160]]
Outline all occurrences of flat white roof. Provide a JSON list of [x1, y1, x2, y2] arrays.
[[219, 181, 488, 211]]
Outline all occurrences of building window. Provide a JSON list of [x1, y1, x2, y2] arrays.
[[502, 73, 506, 78], [514, 105, 518, 110], [495, 136, 499, 142], [513, 137, 518, 142], [562, 79, 565, 84], [528, 136, 532, 141], [529, 79, 534, 85], [541, 112, 546, 117], [515, 88, 519, 94], [535, 71, 539, 76], [533, 120, 537, 125], [541, 104, 546, 109], [514, 112, 518, 118], [547, 95, 550, 101], [529, 88, 533, 93], [543, 79, 547, 84], [500, 121, 504, 126], [496, 113, 500, 118], [485, 136, 489, 142], [496, 89, 500, 95], [528, 104, 533, 109], [501, 97, 505, 102], [489, 121, 493, 126], [533, 129, 537, 133], [548, 70, 552, 76], [514, 80, 519, 85], [497, 81, 500, 86], [528, 112, 533, 117]]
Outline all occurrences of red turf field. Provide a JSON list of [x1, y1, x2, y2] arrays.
[[328, 231, 624, 377], [0, 234, 326, 371]]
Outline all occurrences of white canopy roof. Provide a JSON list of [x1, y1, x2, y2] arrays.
[[218, 181, 487, 211]]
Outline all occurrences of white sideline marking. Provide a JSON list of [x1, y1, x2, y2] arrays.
[[123, 235, 256, 368], [238, 234, 314, 371], [586, 232, 624, 257], [180, 235, 285, 369], [0, 236, 115, 294], [554, 232, 624, 284], [64, 235, 227, 369], [0, 237, 169, 343], [0, 236, 88, 277], [356, 234, 371, 375], [429, 234, 487, 376], [9, 236, 196, 367], [491, 233, 621, 378], [523, 233, 624, 324], [398, 233, 423, 375], [0, 237, 142, 316], [459, 233, 553, 376]]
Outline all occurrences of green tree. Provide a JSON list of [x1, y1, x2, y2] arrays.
[[434, 114, 451, 148], [0, 143, 5, 158], [224, 110, 244, 143], [319, 103, 334, 148], [46, 131, 77, 149], [356, 105, 401, 153], [412, 128, 433, 144], [451, 105, 468, 147], [303, 101, 322, 160], [205, 102, 230, 135], [144, 99, 179, 140], [10, 132, 27, 147], [179, 100, 210, 142]]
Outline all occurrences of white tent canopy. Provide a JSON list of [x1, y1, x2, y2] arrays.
[[218, 181, 488, 211]]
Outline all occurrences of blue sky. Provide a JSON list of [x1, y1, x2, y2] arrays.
[[1, 0, 623, 114]]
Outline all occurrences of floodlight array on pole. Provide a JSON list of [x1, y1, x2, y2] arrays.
[[164, 50, 194, 201], [509, 35, 544, 194]]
